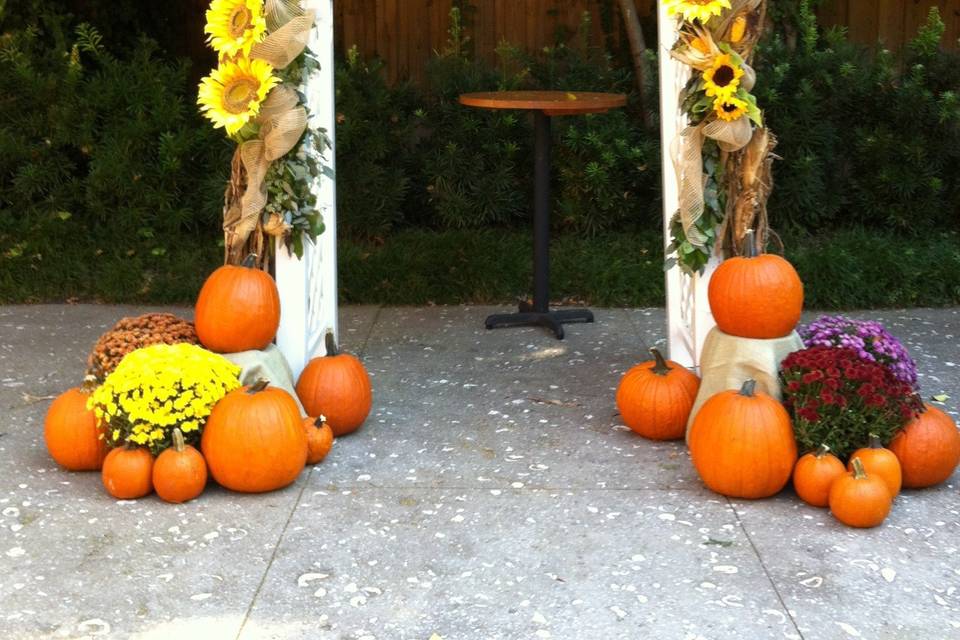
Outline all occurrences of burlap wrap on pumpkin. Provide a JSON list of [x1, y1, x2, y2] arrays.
[[685, 327, 804, 442], [222, 344, 306, 416]]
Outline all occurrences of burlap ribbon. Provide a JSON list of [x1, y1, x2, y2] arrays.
[[672, 116, 753, 247], [224, 3, 316, 256]]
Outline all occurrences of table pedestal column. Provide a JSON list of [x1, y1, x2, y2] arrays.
[[484, 111, 594, 339]]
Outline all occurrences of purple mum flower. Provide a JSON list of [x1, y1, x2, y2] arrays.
[[800, 315, 918, 387]]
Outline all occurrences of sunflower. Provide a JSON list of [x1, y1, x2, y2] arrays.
[[713, 94, 748, 122], [198, 57, 278, 136], [205, 0, 268, 58], [702, 53, 743, 99], [663, 0, 731, 25]]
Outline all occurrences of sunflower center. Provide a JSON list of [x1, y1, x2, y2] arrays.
[[712, 65, 735, 87], [721, 102, 739, 113], [228, 6, 253, 38], [223, 78, 260, 114]]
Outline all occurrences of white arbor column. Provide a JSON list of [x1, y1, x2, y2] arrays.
[[275, 0, 338, 379], [658, 2, 718, 370]]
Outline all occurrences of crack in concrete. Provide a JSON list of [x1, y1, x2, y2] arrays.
[[728, 497, 807, 640]]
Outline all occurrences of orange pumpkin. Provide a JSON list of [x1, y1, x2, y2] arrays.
[[153, 429, 207, 503], [101, 447, 154, 500], [889, 404, 960, 488], [793, 444, 846, 508], [296, 333, 372, 436], [707, 230, 804, 339], [848, 434, 901, 498], [44, 388, 109, 471], [194, 254, 281, 353], [689, 379, 798, 499], [615, 348, 700, 440], [829, 457, 892, 528], [202, 380, 307, 493], [302, 416, 334, 464]]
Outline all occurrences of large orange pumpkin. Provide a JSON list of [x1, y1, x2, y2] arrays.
[[302, 416, 334, 464], [792, 444, 846, 508], [153, 429, 207, 504], [707, 231, 803, 339], [202, 380, 307, 493], [889, 404, 960, 488], [44, 388, 109, 471], [296, 333, 372, 436], [689, 379, 798, 499], [848, 434, 901, 498], [615, 348, 700, 440], [194, 254, 281, 353], [102, 447, 154, 500], [829, 457, 892, 528]]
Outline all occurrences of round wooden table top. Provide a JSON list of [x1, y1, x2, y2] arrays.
[[459, 90, 627, 116]]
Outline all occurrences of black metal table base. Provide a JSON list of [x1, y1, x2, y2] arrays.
[[485, 307, 594, 340]]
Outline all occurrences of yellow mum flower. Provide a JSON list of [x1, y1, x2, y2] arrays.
[[663, 0, 731, 25], [703, 54, 743, 99], [198, 57, 278, 136], [714, 94, 749, 121], [205, 0, 267, 58]]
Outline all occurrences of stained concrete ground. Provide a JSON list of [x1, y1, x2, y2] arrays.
[[1, 304, 959, 640]]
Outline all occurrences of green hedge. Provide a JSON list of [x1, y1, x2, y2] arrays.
[[1, 3, 959, 307]]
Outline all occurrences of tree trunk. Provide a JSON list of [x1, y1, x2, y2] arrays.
[[617, 0, 650, 128]]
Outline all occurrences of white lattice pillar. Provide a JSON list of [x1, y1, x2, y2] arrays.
[[275, 0, 338, 379], [658, 2, 718, 370]]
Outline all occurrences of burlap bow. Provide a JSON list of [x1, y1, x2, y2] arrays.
[[223, 1, 315, 263], [673, 116, 753, 247]]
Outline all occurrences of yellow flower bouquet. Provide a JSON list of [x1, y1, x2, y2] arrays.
[[88, 343, 242, 454]]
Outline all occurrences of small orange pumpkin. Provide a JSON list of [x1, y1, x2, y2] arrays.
[[101, 447, 154, 500], [889, 404, 960, 488], [194, 254, 281, 353], [848, 434, 901, 498], [302, 416, 334, 464], [296, 333, 372, 436], [829, 457, 892, 528], [153, 429, 207, 504], [45, 387, 109, 471], [689, 379, 798, 499], [202, 380, 307, 493], [707, 230, 804, 339], [793, 444, 846, 508], [615, 348, 700, 440]]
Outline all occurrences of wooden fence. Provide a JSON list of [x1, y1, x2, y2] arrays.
[[333, 0, 643, 84], [333, 0, 960, 85], [819, 0, 960, 51]]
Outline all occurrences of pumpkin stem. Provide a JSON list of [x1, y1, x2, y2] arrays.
[[815, 443, 831, 458], [742, 229, 758, 258], [324, 331, 339, 356], [242, 254, 258, 268], [313, 416, 325, 428], [738, 379, 757, 397], [868, 433, 883, 449], [649, 348, 672, 376], [247, 379, 270, 394], [171, 428, 185, 453], [851, 457, 868, 480]]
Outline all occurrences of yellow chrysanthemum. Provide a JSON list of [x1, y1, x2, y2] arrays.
[[703, 53, 743, 99], [205, 0, 267, 58], [198, 57, 278, 136], [714, 94, 748, 122], [663, 0, 731, 25]]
